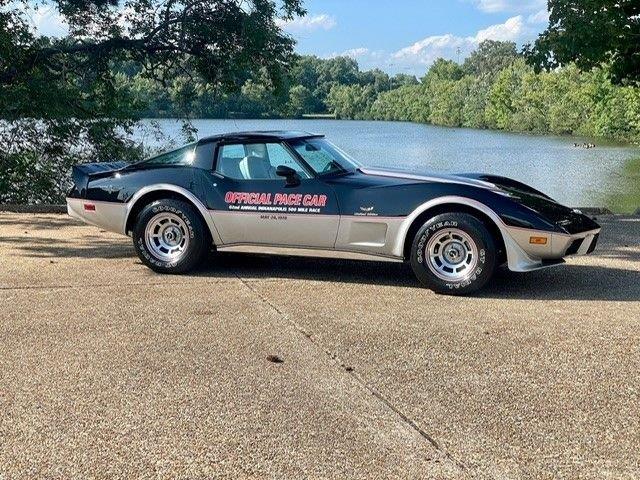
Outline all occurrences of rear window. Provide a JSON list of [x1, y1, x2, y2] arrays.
[[143, 143, 196, 166]]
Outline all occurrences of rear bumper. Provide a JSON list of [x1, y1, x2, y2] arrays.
[[504, 225, 601, 272], [66, 197, 127, 234]]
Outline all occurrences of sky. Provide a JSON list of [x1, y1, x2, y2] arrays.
[[278, 0, 549, 74], [28, 0, 550, 76]]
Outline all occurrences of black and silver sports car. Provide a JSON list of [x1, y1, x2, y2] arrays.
[[67, 130, 601, 294]]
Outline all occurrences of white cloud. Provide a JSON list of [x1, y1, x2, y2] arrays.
[[24, 5, 68, 37], [277, 13, 336, 34], [470, 0, 545, 13], [475, 15, 525, 42], [331, 47, 370, 59], [391, 15, 532, 72], [527, 8, 550, 24], [393, 34, 476, 70]]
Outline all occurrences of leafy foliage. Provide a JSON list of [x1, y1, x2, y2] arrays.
[[0, 0, 304, 203], [368, 52, 640, 144], [463, 40, 519, 78], [525, 0, 640, 85], [2, 11, 640, 206], [119, 54, 415, 119]]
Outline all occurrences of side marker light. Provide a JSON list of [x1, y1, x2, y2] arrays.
[[529, 236, 548, 245]]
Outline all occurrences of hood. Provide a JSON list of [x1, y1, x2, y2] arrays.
[[359, 167, 505, 193], [359, 167, 554, 199], [355, 167, 598, 234]]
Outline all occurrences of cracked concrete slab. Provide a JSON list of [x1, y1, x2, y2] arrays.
[[0, 286, 462, 478], [241, 217, 640, 479]]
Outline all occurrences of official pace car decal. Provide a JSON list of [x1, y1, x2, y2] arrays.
[[224, 191, 328, 214]]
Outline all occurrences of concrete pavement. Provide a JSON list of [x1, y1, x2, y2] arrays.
[[0, 213, 638, 479]]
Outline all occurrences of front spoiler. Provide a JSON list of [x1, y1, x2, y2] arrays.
[[503, 225, 601, 272]]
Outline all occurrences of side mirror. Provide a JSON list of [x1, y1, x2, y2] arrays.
[[276, 165, 301, 187]]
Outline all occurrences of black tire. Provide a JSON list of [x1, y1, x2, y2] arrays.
[[409, 213, 496, 295], [132, 199, 209, 274]]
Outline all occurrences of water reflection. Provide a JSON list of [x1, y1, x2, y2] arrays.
[[601, 156, 640, 213]]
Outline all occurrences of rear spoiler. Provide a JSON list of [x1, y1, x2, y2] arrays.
[[71, 161, 128, 196]]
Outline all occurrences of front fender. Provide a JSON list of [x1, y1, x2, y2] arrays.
[[391, 195, 546, 272]]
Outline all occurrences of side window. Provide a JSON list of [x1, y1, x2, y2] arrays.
[[265, 144, 309, 178], [216, 144, 246, 179], [216, 142, 310, 180], [220, 144, 245, 159]]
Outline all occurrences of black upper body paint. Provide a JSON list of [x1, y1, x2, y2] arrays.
[[69, 131, 599, 235]]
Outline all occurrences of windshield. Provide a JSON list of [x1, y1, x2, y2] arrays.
[[289, 138, 360, 176]]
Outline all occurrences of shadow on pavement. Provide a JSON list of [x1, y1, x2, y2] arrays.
[[0, 215, 80, 230], [595, 247, 640, 264], [195, 252, 640, 302], [0, 235, 132, 259], [2, 225, 638, 301]]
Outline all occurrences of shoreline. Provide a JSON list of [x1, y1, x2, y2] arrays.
[[137, 117, 640, 148]]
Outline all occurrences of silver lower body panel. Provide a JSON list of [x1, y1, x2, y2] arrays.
[[67, 196, 600, 273], [67, 197, 127, 234]]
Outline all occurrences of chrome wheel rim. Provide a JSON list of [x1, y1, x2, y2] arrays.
[[426, 228, 478, 281], [144, 212, 190, 262]]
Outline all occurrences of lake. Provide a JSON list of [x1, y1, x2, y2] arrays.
[[137, 119, 640, 213]]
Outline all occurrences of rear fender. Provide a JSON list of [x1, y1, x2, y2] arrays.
[[72, 162, 129, 196], [124, 184, 223, 245]]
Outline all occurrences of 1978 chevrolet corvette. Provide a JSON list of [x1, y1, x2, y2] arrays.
[[67, 131, 601, 294]]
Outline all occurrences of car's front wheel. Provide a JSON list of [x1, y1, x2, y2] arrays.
[[409, 212, 496, 295], [132, 199, 209, 274]]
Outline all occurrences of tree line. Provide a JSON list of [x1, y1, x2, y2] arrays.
[[118, 40, 640, 144], [117, 55, 419, 119], [332, 43, 640, 143]]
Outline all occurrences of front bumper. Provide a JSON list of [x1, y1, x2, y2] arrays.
[[503, 225, 601, 272]]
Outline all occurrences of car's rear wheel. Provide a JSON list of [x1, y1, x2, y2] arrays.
[[410, 212, 496, 295], [133, 199, 208, 273]]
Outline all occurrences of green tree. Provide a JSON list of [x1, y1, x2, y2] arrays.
[[590, 70, 640, 140], [358, 69, 392, 93], [288, 85, 315, 117], [525, 0, 640, 84], [129, 75, 173, 117], [512, 69, 550, 133], [391, 74, 419, 88], [313, 57, 360, 105], [545, 65, 595, 136], [326, 84, 376, 119], [485, 59, 529, 130], [422, 59, 464, 84], [463, 40, 519, 78], [290, 55, 323, 91], [370, 84, 429, 123], [462, 77, 491, 129], [0, 0, 304, 203], [428, 77, 469, 127]]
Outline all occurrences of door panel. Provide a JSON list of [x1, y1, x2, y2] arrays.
[[205, 175, 340, 248]]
